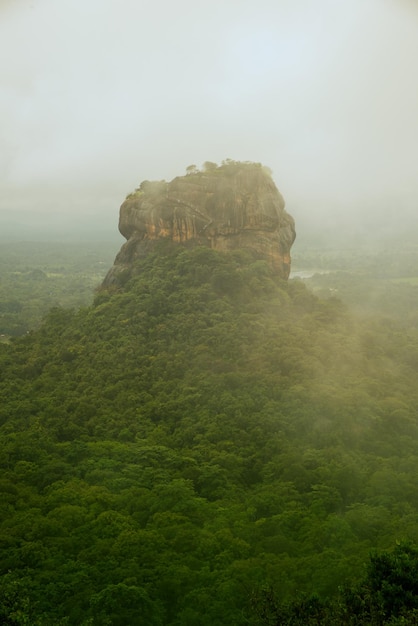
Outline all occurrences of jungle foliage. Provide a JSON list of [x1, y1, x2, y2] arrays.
[[0, 242, 118, 336], [1, 242, 418, 624]]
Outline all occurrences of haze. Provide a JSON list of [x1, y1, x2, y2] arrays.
[[1, 0, 417, 243]]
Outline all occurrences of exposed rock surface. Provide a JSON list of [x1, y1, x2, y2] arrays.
[[103, 161, 296, 287]]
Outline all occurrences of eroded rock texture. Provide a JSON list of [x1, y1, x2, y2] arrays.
[[103, 161, 296, 287]]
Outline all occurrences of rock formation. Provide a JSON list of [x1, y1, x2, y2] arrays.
[[102, 161, 296, 287]]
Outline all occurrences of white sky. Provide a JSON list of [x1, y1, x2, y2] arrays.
[[1, 0, 418, 239]]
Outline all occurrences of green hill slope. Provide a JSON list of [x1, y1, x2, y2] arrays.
[[1, 243, 418, 624]]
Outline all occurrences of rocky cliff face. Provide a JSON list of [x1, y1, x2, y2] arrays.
[[103, 161, 296, 287]]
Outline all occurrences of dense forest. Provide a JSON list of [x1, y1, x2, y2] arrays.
[[0, 242, 118, 337], [292, 242, 418, 323], [2, 240, 418, 623]]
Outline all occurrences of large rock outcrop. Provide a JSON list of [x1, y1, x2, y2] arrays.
[[103, 161, 296, 287]]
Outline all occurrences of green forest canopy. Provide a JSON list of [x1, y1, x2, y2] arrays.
[[1, 242, 418, 624]]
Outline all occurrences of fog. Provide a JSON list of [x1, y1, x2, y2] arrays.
[[1, 0, 417, 243]]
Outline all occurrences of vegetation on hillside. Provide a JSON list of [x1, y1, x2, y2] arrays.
[[126, 160, 273, 200], [1, 242, 418, 623]]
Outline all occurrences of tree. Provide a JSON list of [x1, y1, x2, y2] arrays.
[[363, 542, 418, 621], [202, 161, 218, 172], [90, 583, 164, 625]]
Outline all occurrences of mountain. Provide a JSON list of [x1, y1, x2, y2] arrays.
[[1, 170, 418, 624], [103, 160, 295, 287]]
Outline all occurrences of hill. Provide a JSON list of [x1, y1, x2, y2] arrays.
[[103, 160, 295, 287], [2, 240, 418, 623]]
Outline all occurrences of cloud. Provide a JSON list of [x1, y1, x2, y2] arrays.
[[0, 0, 417, 236]]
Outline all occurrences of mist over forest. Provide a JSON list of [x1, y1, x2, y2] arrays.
[[1, 158, 418, 623], [1, 0, 418, 622]]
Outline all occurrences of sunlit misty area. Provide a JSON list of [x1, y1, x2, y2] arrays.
[[1, 0, 417, 244]]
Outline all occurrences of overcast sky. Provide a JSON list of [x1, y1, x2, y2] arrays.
[[1, 0, 417, 240]]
